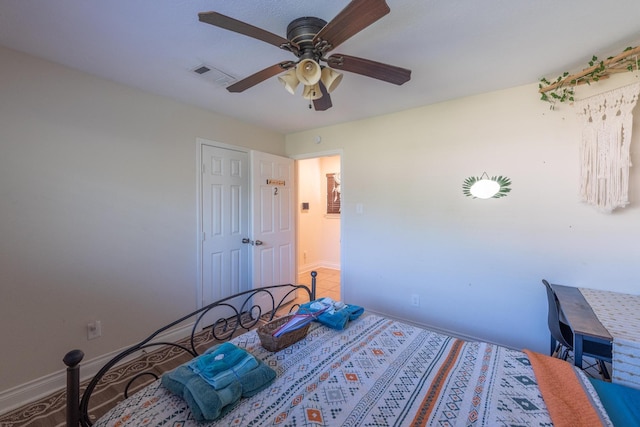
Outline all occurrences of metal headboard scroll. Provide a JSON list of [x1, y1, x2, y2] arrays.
[[64, 272, 317, 426]]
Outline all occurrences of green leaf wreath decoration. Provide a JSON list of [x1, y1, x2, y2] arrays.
[[462, 175, 512, 199]]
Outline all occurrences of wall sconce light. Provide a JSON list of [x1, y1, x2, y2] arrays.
[[462, 173, 512, 199]]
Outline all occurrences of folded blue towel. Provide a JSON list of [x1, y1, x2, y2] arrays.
[[189, 342, 247, 377], [161, 365, 193, 397], [240, 358, 277, 397], [346, 304, 365, 321], [160, 365, 241, 422], [183, 376, 242, 422], [189, 342, 259, 389], [300, 301, 365, 330], [203, 352, 259, 390], [161, 345, 277, 421]]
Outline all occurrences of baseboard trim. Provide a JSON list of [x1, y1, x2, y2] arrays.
[[298, 263, 340, 275], [319, 261, 340, 270], [0, 323, 194, 415], [366, 308, 512, 350], [298, 263, 320, 274]]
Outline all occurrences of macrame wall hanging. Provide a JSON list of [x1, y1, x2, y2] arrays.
[[575, 82, 640, 212]]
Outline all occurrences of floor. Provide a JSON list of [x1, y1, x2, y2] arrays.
[[297, 267, 340, 302], [563, 353, 612, 381]]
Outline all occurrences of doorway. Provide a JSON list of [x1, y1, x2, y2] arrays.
[[296, 155, 341, 301]]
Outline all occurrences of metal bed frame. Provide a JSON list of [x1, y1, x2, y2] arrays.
[[63, 272, 317, 426]]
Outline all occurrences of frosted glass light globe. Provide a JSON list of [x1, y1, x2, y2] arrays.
[[470, 179, 500, 199]]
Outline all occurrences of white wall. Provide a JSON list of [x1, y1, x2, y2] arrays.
[[286, 75, 640, 353], [296, 156, 341, 272], [0, 46, 285, 396], [4, 40, 640, 408]]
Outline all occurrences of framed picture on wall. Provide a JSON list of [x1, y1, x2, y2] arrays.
[[326, 173, 341, 214]]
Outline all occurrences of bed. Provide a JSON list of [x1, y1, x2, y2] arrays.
[[63, 272, 640, 426]]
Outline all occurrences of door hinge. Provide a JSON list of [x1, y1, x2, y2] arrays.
[[202, 232, 206, 241], [201, 164, 206, 174]]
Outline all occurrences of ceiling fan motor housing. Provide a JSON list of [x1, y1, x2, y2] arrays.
[[287, 17, 327, 60]]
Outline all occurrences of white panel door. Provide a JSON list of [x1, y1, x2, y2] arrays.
[[251, 151, 295, 307], [201, 145, 250, 307]]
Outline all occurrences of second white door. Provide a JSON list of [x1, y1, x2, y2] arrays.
[[251, 151, 295, 307]]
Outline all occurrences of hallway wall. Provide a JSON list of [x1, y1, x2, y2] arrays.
[[297, 156, 341, 273]]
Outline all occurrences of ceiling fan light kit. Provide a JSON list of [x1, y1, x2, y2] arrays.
[[198, 0, 411, 111], [278, 63, 343, 100], [296, 58, 322, 85], [278, 68, 300, 94], [321, 67, 343, 93], [303, 83, 323, 100]]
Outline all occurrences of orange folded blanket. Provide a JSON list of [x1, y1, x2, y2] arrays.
[[523, 349, 606, 427]]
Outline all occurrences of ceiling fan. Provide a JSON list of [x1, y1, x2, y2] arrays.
[[198, 0, 411, 111]]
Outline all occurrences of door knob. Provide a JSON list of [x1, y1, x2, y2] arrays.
[[254, 240, 264, 246], [242, 238, 251, 244]]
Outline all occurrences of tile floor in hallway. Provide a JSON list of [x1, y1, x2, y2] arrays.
[[297, 267, 340, 302]]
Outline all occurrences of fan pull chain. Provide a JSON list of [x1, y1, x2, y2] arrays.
[[307, 88, 318, 109]]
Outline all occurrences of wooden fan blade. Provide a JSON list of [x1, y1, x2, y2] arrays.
[[226, 62, 293, 93], [327, 54, 411, 85], [313, 82, 333, 111], [313, 0, 390, 51], [199, 11, 294, 49]]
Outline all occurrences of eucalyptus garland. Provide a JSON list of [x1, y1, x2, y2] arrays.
[[462, 175, 512, 199]]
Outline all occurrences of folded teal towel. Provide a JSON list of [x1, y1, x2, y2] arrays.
[[239, 358, 277, 397], [300, 301, 365, 330], [161, 345, 277, 421], [183, 376, 242, 422], [189, 342, 247, 377], [346, 304, 365, 321], [320, 308, 350, 330], [188, 342, 259, 389], [160, 365, 241, 422], [204, 352, 259, 389], [161, 365, 193, 397]]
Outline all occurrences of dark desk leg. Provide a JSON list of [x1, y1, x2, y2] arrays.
[[574, 334, 583, 368]]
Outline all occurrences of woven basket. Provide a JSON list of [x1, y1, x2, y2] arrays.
[[257, 315, 310, 352]]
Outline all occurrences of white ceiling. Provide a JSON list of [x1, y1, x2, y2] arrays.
[[2, 0, 640, 134]]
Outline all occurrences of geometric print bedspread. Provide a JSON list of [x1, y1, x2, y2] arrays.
[[94, 313, 611, 426]]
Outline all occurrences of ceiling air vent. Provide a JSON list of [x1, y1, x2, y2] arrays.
[[191, 63, 236, 87], [193, 65, 210, 74]]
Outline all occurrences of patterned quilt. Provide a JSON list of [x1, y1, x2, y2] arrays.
[[95, 313, 612, 426]]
